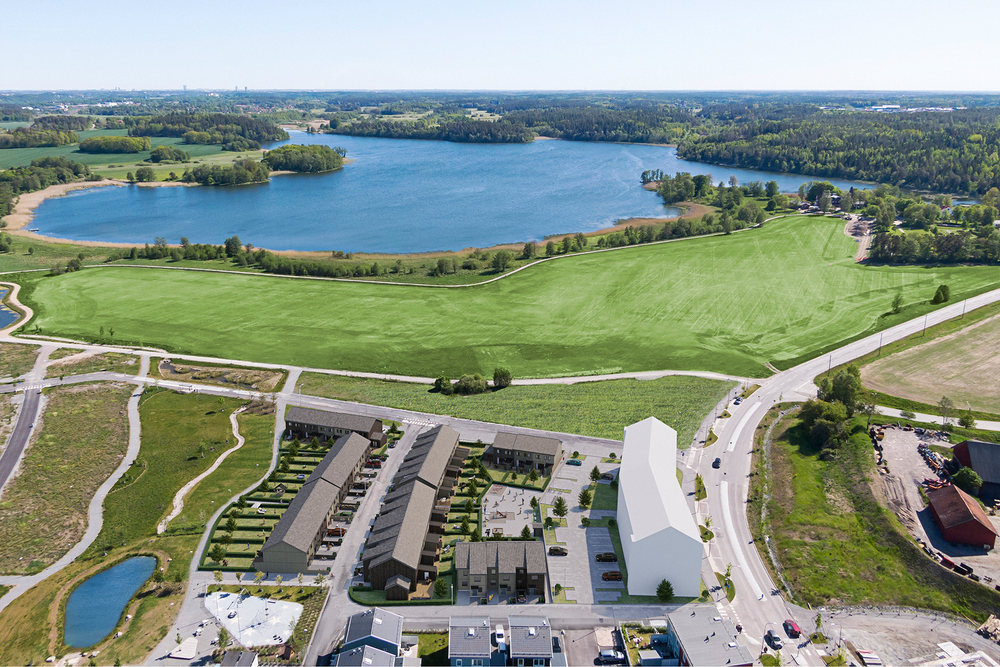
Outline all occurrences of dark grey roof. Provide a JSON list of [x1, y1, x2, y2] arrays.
[[492, 432, 562, 457], [454, 541, 547, 576], [344, 607, 404, 649], [667, 606, 754, 666], [286, 406, 377, 434], [965, 440, 1000, 484], [396, 425, 460, 490], [386, 574, 411, 590], [334, 645, 397, 667], [366, 483, 437, 571], [508, 617, 553, 659], [262, 433, 369, 554], [449, 617, 493, 659], [220, 651, 258, 667]]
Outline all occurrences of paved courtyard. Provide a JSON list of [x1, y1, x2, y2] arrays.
[[206, 592, 302, 647]]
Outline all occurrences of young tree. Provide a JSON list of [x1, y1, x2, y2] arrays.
[[276, 574, 283, 592], [213, 570, 224, 588], [297, 573, 304, 591], [235, 571, 243, 586], [528, 468, 539, 483], [939, 395, 955, 425], [209, 544, 227, 564], [544, 517, 554, 529], [530, 496, 538, 509], [314, 573, 326, 586], [656, 579, 674, 602], [572, 450, 580, 459], [460, 515, 471, 535], [589, 466, 601, 483], [465, 498, 475, 514], [218, 627, 230, 651], [519, 525, 533, 540], [219, 532, 234, 546], [578, 489, 592, 508], [468, 479, 479, 498], [434, 577, 448, 598], [704, 515, 713, 529], [226, 515, 238, 533], [492, 367, 513, 389], [553, 496, 568, 518], [891, 292, 904, 314], [236, 496, 248, 510]]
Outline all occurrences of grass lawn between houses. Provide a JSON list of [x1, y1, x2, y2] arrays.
[[15, 216, 1000, 379]]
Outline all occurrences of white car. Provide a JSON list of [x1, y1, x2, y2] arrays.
[[495, 624, 505, 644]]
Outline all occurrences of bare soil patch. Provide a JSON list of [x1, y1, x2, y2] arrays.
[[155, 360, 284, 392], [861, 313, 1000, 415]]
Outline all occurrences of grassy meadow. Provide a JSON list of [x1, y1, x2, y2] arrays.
[[14, 216, 1000, 379], [298, 373, 731, 446]]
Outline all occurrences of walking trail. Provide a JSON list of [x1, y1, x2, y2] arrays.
[[157, 405, 248, 534]]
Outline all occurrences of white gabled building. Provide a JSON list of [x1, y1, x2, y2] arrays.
[[617, 417, 703, 597]]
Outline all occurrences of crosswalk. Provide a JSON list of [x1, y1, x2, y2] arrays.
[[402, 418, 437, 427]]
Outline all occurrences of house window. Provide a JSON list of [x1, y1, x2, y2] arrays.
[[455, 661, 462, 666], [471, 661, 484, 666], [534, 660, 545, 666], [517, 660, 525, 666]]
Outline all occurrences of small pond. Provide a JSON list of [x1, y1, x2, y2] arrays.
[[0, 288, 19, 329], [64, 556, 156, 648]]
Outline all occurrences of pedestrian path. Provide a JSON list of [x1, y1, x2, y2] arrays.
[[876, 406, 1000, 432]]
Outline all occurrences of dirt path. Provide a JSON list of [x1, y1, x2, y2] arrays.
[[842, 215, 872, 262]]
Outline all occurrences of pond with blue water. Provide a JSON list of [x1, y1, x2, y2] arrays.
[[63, 556, 156, 648], [0, 289, 20, 329], [30, 132, 875, 254]]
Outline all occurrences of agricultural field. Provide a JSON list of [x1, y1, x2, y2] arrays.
[[861, 311, 1000, 415], [0, 383, 131, 574], [751, 409, 1000, 620], [15, 216, 1000, 379]]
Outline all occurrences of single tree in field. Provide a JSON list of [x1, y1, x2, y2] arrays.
[[152, 568, 165, 587], [553, 496, 568, 518], [656, 579, 674, 602], [468, 479, 479, 498], [578, 488, 592, 508], [520, 525, 533, 540], [590, 466, 601, 483]]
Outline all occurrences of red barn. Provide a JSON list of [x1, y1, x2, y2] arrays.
[[926, 484, 998, 549]]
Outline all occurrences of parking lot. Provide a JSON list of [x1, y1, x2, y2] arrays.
[[877, 424, 1000, 587], [543, 453, 625, 604]]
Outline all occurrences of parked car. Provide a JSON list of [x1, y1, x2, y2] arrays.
[[388, 441, 396, 448], [600, 472, 615, 480], [601, 571, 623, 581], [765, 630, 783, 650], [783, 619, 801, 638], [552, 637, 562, 653], [712, 457, 721, 469], [228, 611, 237, 619], [327, 527, 347, 537], [566, 459, 583, 466], [548, 546, 568, 556], [595, 552, 618, 562], [598, 649, 624, 664], [495, 624, 505, 645]]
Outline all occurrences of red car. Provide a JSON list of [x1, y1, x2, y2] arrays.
[[783, 619, 801, 638]]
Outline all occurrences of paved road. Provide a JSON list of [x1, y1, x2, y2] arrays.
[[876, 405, 1000, 431], [0, 345, 52, 495]]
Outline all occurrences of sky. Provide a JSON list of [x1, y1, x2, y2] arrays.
[[3, 0, 998, 92]]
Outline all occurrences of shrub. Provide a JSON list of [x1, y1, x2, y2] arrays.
[[455, 374, 488, 395], [493, 367, 513, 389], [931, 284, 950, 304]]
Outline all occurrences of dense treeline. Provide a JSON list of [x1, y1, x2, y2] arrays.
[[678, 109, 1000, 194], [126, 113, 288, 150], [0, 157, 93, 218], [262, 144, 345, 172], [0, 127, 79, 149], [148, 145, 190, 162], [509, 106, 693, 143], [79, 135, 150, 153], [0, 105, 32, 122], [330, 118, 533, 143], [31, 115, 92, 131], [180, 158, 270, 186]]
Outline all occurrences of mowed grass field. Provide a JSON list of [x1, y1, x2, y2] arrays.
[[861, 311, 1000, 414], [16, 216, 1000, 378]]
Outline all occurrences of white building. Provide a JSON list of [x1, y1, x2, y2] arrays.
[[617, 417, 703, 597]]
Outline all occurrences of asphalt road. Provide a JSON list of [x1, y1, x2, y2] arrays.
[[0, 345, 51, 495]]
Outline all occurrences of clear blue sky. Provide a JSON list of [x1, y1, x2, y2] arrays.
[[3, 0, 998, 91]]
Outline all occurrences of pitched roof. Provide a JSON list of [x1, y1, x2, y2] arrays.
[[344, 607, 404, 649], [285, 406, 377, 434], [492, 432, 562, 457], [366, 483, 437, 571], [453, 541, 547, 576], [395, 425, 459, 490], [448, 617, 493, 659], [262, 433, 369, 554], [619, 417, 700, 543], [333, 645, 397, 667], [961, 440, 1000, 485], [508, 617, 553, 659], [927, 485, 999, 535]]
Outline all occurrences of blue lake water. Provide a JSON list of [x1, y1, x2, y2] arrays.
[[0, 289, 19, 329], [32, 132, 875, 253], [64, 556, 156, 648]]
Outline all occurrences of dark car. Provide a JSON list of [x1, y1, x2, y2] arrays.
[[552, 637, 562, 653], [548, 546, 568, 556], [601, 571, 623, 581], [595, 552, 618, 562], [765, 630, 783, 650], [600, 472, 616, 481], [783, 619, 801, 638], [712, 457, 721, 469]]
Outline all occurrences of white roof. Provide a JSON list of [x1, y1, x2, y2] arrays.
[[619, 417, 700, 543], [170, 637, 199, 660]]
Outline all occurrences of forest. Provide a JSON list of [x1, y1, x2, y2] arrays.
[[262, 144, 345, 172], [0, 127, 79, 149], [125, 113, 288, 150], [508, 105, 692, 143], [329, 118, 533, 143], [78, 135, 151, 153], [0, 157, 94, 218], [31, 115, 92, 131], [148, 145, 190, 163], [677, 108, 1000, 194], [179, 158, 271, 186]]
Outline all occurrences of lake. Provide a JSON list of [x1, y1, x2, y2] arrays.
[[63, 556, 156, 648], [32, 132, 874, 253]]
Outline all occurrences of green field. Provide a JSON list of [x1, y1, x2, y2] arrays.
[[12, 216, 1000, 378]]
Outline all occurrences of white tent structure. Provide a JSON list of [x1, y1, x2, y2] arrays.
[[616, 417, 703, 597]]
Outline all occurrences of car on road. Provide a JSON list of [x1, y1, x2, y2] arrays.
[[734, 397, 743, 405], [548, 546, 568, 556], [595, 552, 618, 562], [712, 457, 721, 469], [765, 630, 783, 650], [598, 649, 625, 664], [783, 619, 801, 638], [388, 441, 396, 448], [566, 459, 582, 466], [601, 571, 623, 581]]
